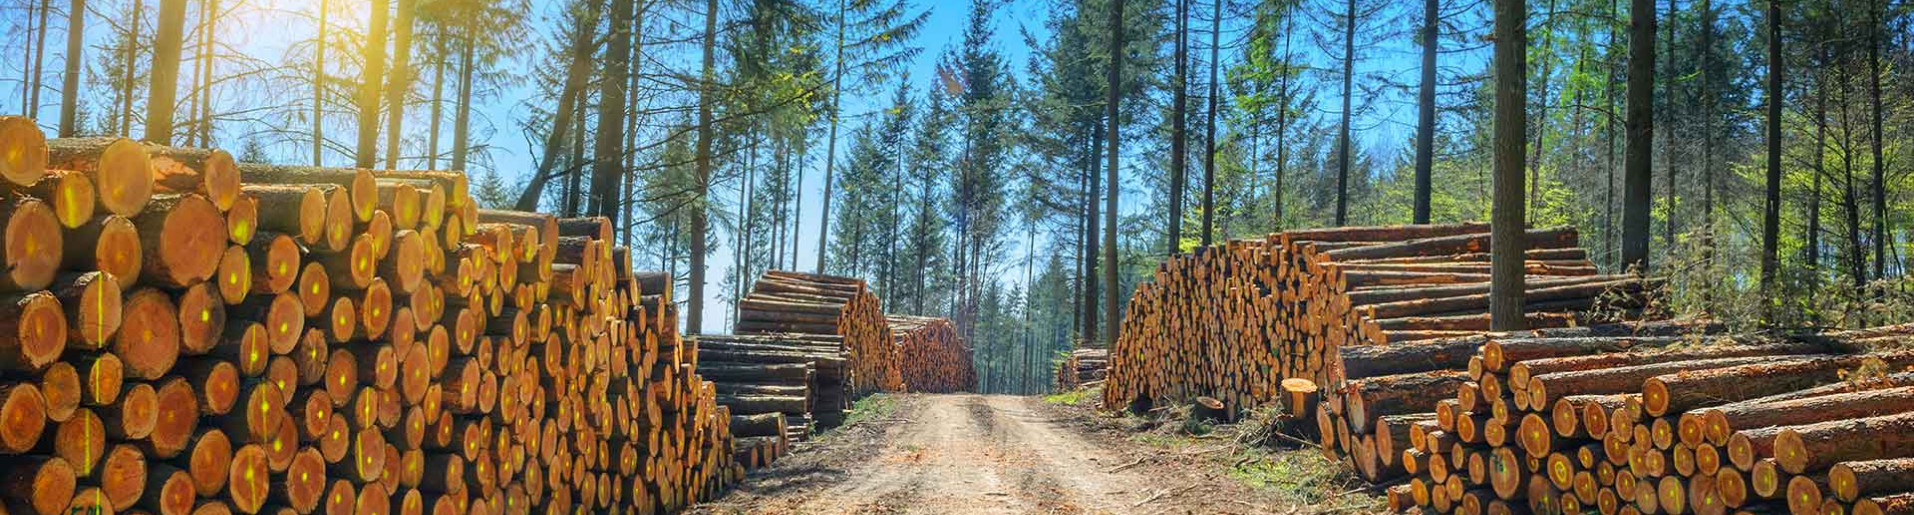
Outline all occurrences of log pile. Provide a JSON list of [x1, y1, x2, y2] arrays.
[[1101, 223, 1657, 476], [0, 117, 738, 515], [1055, 348, 1107, 392], [736, 271, 901, 397], [887, 316, 973, 393], [1387, 323, 1914, 515], [695, 333, 837, 440]]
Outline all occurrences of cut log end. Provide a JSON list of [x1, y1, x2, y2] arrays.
[[0, 117, 48, 186], [93, 138, 156, 217], [6, 199, 64, 290], [227, 195, 257, 245], [7, 292, 67, 372]]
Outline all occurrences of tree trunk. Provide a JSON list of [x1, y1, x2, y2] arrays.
[[687, 0, 716, 335], [1761, 0, 1783, 299], [816, 1, 847, 274], [311, 0, 327, 165], [1414, 0, 1438, 224], [426, 37, 443, 169], [30, 0, 50, 119], [57, 0, 84, 137], [1167, 0, 1185, 254], [1274, 9, 1292, 230], [382, 0, 414, 169], [119, 0, 140, 138], [353, 0, 388, 168], [1621, 0, 1655, 271], [590, 0, 634, 219], [1335, 0, 1355, 226], [1082, 118, 1103, 347], [1491, 0, 1527, 332], [1870, 0, 1886, 280], [1201, 0, 1220, 245], [143, 0, 187, 145], [1525, 0, 1558, 223], [193, 0, 216, 147], [449, 18, 474, 172], [1103, 0, 1123, 348], [1810, 61, 1826, 290]]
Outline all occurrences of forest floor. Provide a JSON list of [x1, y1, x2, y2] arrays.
[[687, 392, 1388, 514]]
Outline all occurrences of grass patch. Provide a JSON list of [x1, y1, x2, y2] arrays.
[[1226, 448, 1381, 511], [842, 394, 899, 427], [1043, 386, 1099, 406]]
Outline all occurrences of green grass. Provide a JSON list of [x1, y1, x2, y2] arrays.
[[842, 394, 899, 427], [1225, 448, 1380, 510], [1042, 386, 1099, 406]]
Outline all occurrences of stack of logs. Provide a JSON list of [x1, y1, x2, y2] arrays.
[[696, 333, 837, 441], [1101, 223, 1657, 475], [1055, 348, 1107, 392], [0, 116, 737, 515], [735, 271, 900, 398], [886, 316, 973, 393], [1385, 323, 1914, 515]]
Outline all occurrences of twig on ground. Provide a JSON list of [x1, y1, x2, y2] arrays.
[[1133, 483, 1200, 507], [1104, 456, 1146, 473]]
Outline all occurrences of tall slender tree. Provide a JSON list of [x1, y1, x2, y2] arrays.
[[57, 0, 83, 136], [512, 0, 604, 211], [1102, 0, 1122, 348], [313, 0, 329, 164], [383, 0, 417, 169], [354, 0, 390, 167], [591, 0, 636, 218], [1199, 0, 1219, 245], [1761, 0, 1783, 299], [1413, 0, 1438, 224], [143, 0, 187, 144], [1620, 0, 1655, 271], [1168, 0, 1186, 253], [687, 0, 718, 334], [1334, 0, 1355, 226], [1490, 0, 1525, 331], [813, 0, 929, 273], [1868, 0, 1885, 280]]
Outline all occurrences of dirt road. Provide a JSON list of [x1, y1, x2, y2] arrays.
[[690, 394, 1270, 515]]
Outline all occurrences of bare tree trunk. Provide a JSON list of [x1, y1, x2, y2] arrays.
[[192, 0, 217, 146], [354, 0, 388, 167], [1761, 0, 1783, 300], [30, 0, 50, 119], [1620, 0, 1656, 271], [1869, 0, 1886, 280], [1526, 0, 1559, 223], [1200, 0, 1219, 245], [1334, 0, 1355, 226], [590, 0, 635, 218], [382, 0, 414, 169], [816, 0, 847, 274], [1102, 0, 1123, 348], [1490, 0, 1527, 331], [426, 37, 443, 169], [311, 0, 327, 165], [57, 0, 85, 137], [1413, 0, 1438, 224], [1168, 0, 1186, 254], [449, 17, 473, 172], [1274, 9, 1292, 230], [143, 0, 187, 144], [512, 0, 602, 210], [1081, 118, 1103, 347], [624, 6, 642, 248], [120, 0, 141, 137], [687, 0, 717, 335], [1810, 64, 1826, 289]]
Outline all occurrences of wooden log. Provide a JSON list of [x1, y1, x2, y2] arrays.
[[1771, 410, 1914, 474], [236, 164, 377, 223], [134, 194, 227, 288], [22, 169, 95, 229], [43, 137, 153, 216], [0, 116, 47, 186], [1642, 352, 1914, 417], [0, 455, 75, 515], [0, 291, 66, 373], [1830, 458, 1914, 503], [116, 288, 181, 379], [65, 214, 141, 283], [0, 198, 63, 291]]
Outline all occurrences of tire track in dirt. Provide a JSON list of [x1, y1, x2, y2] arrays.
[[692, 394, 1181, 514]]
